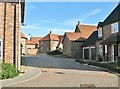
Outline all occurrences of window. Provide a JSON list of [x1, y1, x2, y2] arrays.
[[0, 39, 3, 59], [99, 45, 103, 55], [105, 45, 107, 54], [111, 22, 118, 33], [98, 27, 102, 38]]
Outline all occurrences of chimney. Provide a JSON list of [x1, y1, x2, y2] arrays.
[[78, 21, 80, 25], [50, 31, 52, 34]]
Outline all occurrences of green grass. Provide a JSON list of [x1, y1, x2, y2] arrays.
[[75, 59, 120, 73]]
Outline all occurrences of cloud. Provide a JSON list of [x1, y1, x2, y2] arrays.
[[39, 9, 101, 27], [83, 9, 102, 18], [22, 25, 73, 33]]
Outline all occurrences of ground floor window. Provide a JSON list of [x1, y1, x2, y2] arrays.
[[105, 45, 107, 53], [0, 39, 3, 59], [99, 45, 103, 55]]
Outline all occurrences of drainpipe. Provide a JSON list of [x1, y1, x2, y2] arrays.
[[18, 0, 21, 72], [13, 4, 16, 65], [3, 3, 6, 63]]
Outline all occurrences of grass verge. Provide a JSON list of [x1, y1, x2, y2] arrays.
[[75, 59, 120, 73]]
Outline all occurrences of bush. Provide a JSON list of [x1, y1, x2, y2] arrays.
[[2, 63, 18, 79], [88, 62, 120, 73], [47, 50, 62, 55], [75, 59, 86, 64], [75, 59, 120, 73]]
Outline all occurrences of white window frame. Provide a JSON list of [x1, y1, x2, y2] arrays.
[[111, 22, 118, 33], [0, 39, 3, 59], [98, 27, 102, 38], [105, 45, 107, 54], [99, 45, 103, 55]]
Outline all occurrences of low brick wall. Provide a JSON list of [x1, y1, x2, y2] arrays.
[[26, 49, 38, 55]]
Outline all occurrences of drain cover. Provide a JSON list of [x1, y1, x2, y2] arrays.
[[80, 84, 96, 87], [55, 72, 65, 74], [41, 70, 47, 72]]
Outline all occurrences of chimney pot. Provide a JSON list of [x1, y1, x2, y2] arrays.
[[78, 21, 80, 25], [50, 31, 52, 34]]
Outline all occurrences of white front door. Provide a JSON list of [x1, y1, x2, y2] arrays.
[[111, 45, 114, 62]]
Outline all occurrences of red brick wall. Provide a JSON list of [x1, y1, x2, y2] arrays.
[[103, 24, 111, 40], [0, 2, 22, 68], [119, 21, 120, 33], [0, 3, 4, 39]]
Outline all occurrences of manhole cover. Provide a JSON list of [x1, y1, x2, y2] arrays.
[[41, 70, 47, 72], [80, 84, 96, 87], [55, 72, 65, 74]]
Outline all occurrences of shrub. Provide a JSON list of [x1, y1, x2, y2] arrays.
[[75, 59, 120, 73], [47, 49, 62, 55], [75, 59, 86, 64], [2, 63, 18, 79], [88, 62, 120, 73], [97, 54, 103, 62]]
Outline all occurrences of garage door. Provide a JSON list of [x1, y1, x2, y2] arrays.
[[91, 48, 95, 60], [84, 49, 89, 59]]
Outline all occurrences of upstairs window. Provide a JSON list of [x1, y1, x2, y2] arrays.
[[111, 22, 118, 33], [0, 39, 3, 59], [98, 27, 102, 38]]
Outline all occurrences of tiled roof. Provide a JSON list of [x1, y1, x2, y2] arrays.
[[21, 32, 27, 39], [58, 35, 64, 42], [77, 24, 97, 34], [102, 32, 120, 44], [41, 33, 59, 41], [82, 31, 99, 47], [57, 35, 64, 48], [30, 37, 43, 44], [65, 32, 83, 41], [26, 40, 36, 45], [102, 3, 120, 26], [64, 24, 97, 42]]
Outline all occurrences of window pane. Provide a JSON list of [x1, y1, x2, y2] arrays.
[[111, 22, 118, 33]]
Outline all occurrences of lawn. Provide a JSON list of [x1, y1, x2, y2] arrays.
[[75, 59, 120, 73]]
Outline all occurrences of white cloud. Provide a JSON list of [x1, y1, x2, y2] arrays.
[[83, 9, 102, 18], [22, 25, 73, 33], [39, 9, 101, 27]]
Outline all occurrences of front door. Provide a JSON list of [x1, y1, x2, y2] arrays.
[[84, 49, 89, 59], [111, 45, 115, 62]]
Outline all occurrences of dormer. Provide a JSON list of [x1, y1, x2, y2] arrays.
[[97, 22, 103, 38]]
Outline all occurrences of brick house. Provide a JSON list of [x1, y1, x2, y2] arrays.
[[82, 22, 103, 61], [62, 22, 97, 59], [26, 40, 37, 54], [82, 31, 99, 60], [102, 4, 120, 62], [0, 1, 25, 68], [39, 31, 63, 53], [26, 37, 42, 54], [30, 37, 42, 48], [21, 32, 27, 55]]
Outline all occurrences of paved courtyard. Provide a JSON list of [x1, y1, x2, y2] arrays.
[[3, 54, 118, 87]]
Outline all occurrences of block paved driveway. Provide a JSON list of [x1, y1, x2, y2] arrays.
[[5, 54, 118, 87]]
